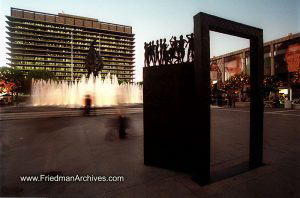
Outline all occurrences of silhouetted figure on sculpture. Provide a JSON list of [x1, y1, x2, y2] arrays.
[[165, 47, 172, 65], [162, 38, 169, 65], [85, 39, 103, 78], [144, 34, 195, 66], [170, 36, 180, 64], [169, 36, 176, 64], [155, 40, 160, 66], [144, 42, 150, 67], [149, 41, 155, 66], [178, 35, 187, 63], [186, 33, 194, 62], [159, 39, 163, 65]]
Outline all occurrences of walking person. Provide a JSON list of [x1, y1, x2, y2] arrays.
[[232, 93, 236, 108], [117, 107, 130, 139], [227, 94, 232, 108], [84, 94, 92, 116], [118, 113, 127, 139]]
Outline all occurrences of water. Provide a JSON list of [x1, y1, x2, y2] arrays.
[[31, 74, 143, 107]]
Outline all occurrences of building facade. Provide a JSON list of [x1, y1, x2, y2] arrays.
[[210, 33, 300, 100], [6, 8, 135, 82], [210, 33, 300, 81]]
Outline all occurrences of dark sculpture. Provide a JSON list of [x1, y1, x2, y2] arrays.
[[85, 39, 104, 78], [144, 34, 195, 67], [144, 12, 264, 186]]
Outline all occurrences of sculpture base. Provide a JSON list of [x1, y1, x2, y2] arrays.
[[144, 63, 205, 174]]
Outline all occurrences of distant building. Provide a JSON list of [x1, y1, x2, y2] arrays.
[[210, 32, 300, 81], [6, 8, 135, 82], [210, 32, 300, 99]]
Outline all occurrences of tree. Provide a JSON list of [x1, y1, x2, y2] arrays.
[[0, 66, 26, 94], [136, 81, 143, 86], [0, 66, 28, 104], [222, 73, 249, 92], [263, 75, 281, 93], [118, 79, 129, 85], [0, 68, 57, 94], [291, 68, 300, 85]]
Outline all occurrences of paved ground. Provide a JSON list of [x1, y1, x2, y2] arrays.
[[0, 107, 299, 197], [0, 107, 143, 121], [0, 104, 143, 120]]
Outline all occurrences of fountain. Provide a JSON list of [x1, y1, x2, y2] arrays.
[[31, 74, 143, 107]]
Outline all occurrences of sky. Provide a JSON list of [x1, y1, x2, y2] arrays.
[[0, 0, 299, 82]]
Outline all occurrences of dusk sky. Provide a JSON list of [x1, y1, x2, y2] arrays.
[[0, 0, 299, 81]]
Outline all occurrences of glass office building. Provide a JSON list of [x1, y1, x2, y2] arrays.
[[6, 8, 135, 82]]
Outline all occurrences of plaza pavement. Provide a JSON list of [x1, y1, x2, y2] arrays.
[[0, 107, 299, 197]]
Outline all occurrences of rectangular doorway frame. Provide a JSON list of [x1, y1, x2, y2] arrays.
[[193, 12, 264, 185]]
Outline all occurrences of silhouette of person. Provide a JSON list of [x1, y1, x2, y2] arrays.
[[116, 107, 129, 139], [232, 93, 236, 108], [162, 38, 169, 65], [274, 94, 280, 108], [217, 92, 223, 107], [170, 36, 179, 64], [159, 39, 163, 65], [84, 94, 92, 116], [149, 41, 155, 66], [118, 113, 127, 139], [155, 40, 160, 66], [186, 33, 194, 62], [144, 42, 150, 67], [178, 35, 187, 63], [227, 93, 232, 108]]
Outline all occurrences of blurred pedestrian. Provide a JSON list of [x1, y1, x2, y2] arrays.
[[232, 93, 236, 108], [227, 94, 232, 108], [118, 112, 127, 139], [84, 94, 92, 116], [217, 93, 223, 107], [104, 116, 118, 141]]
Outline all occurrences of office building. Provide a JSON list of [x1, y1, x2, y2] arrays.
[[6, 8, 135, 82]]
